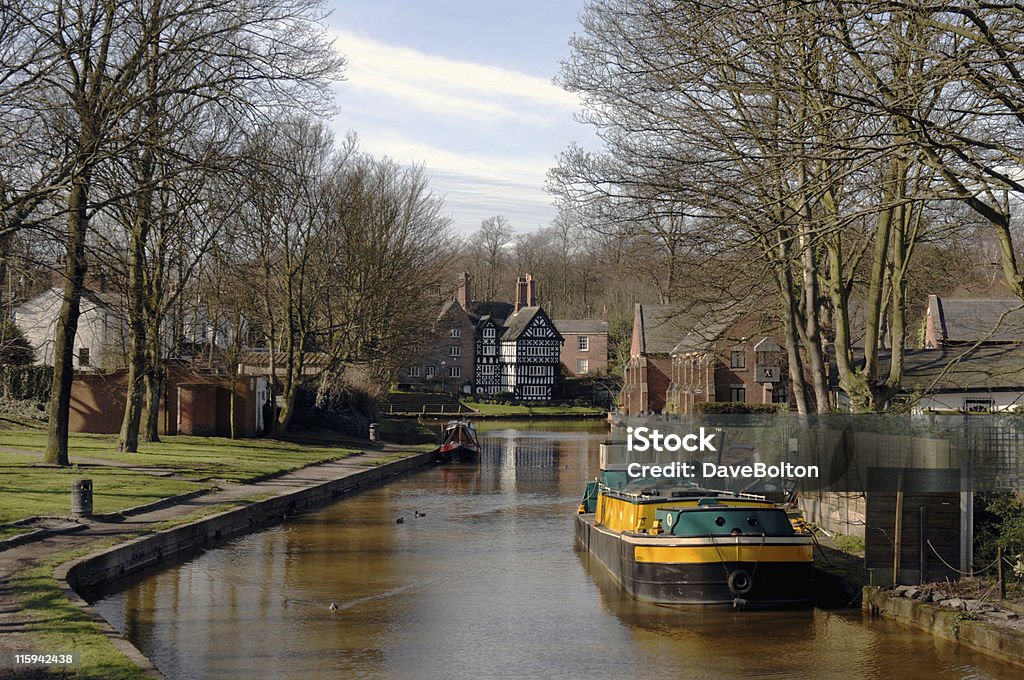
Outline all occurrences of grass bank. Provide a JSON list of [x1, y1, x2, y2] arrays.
[[11, 543, 149, 680], [461, 400, 606, 417]]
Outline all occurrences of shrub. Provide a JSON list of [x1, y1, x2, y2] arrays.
[[0, 320, 33, 366]]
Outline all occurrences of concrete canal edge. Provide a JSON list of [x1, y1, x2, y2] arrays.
[[51, 450, 436, 679], [862, 586, 1024, 667]]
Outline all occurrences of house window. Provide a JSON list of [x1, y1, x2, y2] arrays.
[[483, 327, 496, 338], [449, 345, 460, 357], [451, 328, 461, 338], [964, 398, 993, 413], [426, 365, 436, 378], [578, 336, 589, 351], [449, 366, 461, 378], [730, 350, 745, 369], [576, 359, 589, 374], [78, 347, 90, 367], [408, 365, 421, 377], [730, 386, 746, 402]]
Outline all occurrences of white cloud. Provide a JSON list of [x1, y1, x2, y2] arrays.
[[356, 130, 552, 184], [352, 130, 557, 233], [330, 30, 579, 125]]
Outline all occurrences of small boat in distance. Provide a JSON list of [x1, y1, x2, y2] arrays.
[[434, 420, 480, 464]]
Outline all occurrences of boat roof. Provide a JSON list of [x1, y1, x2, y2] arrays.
[[605, 479, 769, 504]]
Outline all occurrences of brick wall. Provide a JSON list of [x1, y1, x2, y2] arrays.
[[560, 332, 608, 376]]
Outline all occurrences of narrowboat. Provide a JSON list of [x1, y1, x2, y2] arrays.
[[434, 420, 480, 464], [574, 443, 813, 609]]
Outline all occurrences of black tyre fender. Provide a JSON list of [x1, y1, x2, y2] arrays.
[[727, 569, 753, 595]]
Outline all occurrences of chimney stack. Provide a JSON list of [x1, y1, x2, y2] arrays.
[[456, 272, 471, 309], [515, 273, 535, 312]]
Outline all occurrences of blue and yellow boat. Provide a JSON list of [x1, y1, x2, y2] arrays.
[[575, 445, 813, 609]]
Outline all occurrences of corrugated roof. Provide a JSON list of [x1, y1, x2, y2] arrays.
[[238, 350, 331, 367], [553, 319, 608, 334], [930, 297, 1024, 344]]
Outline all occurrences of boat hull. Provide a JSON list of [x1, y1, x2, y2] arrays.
[[575, 514, 813, 609], [436, 445, 479, 464]]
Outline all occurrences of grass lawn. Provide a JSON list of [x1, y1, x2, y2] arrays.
[[0, 428, 359, 482], [461, 400, 606, 417], [0, 427, 362, 526], [0, 451, 209, 526]]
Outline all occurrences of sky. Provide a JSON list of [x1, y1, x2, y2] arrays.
[[323, 1, 596, 235]]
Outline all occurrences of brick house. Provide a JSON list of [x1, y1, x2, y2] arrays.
[[397, 293, 478, 394], [553, 319, 608, 376], [621, 304, 705, 415], [669, 335, 788, 413]]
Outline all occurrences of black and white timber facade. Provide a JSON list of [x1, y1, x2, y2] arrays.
[[497, 306, 561, 400], [475, 315, 503, 395]]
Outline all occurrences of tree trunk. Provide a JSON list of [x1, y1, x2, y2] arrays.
[[45, 177, 89, 466], [118, 214, 149, 452], [773, 239, 810, 414], [796, 176, 830, 413], [141, 326, 162, 442]]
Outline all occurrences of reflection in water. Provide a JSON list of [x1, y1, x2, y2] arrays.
[[93, 421, 1014, 680]]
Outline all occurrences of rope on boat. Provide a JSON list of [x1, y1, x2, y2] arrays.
[[809, 530, 833, 567], [751, 532, 766, 578]]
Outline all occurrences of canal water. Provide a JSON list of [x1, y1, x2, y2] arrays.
[[92, 421, 1016, 679]]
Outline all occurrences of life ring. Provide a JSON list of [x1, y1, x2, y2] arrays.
[[727, 569, 753, 596]]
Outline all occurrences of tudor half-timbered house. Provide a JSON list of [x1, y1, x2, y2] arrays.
[[499, 305, 562, 400]]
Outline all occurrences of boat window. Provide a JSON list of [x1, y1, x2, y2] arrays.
[[715, 516, 725, 526], [747, 517, 759, 527]]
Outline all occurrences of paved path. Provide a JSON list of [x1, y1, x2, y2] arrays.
[[0, 444, 422, 677]]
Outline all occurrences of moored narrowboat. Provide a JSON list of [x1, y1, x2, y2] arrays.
[[434, 420, 480, 464], [574, 444, 813, 609]]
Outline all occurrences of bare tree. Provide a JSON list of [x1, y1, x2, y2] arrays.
[[469, 216, 514, 302]]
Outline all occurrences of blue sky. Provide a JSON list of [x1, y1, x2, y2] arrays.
[[323, 1, 595, 234]]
